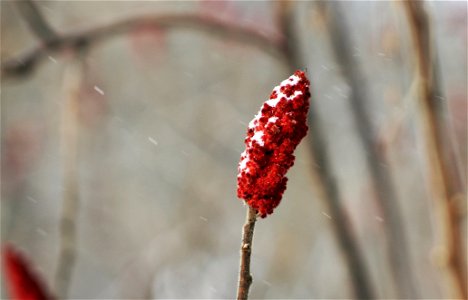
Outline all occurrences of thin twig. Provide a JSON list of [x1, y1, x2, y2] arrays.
[[402, 2, 467, 299], [55, 50, 86, 299], [237, 206, 257, 300], [317, 2, 418, 297], [276, 2, 375, 298], [1, 13, 286, 79]]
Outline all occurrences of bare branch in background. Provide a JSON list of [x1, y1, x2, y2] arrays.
[[276, 2, 375, 299], [12, 1, 79, 295], [11, 3, 84, 297], [402, 2, 467, 299], [306, 105, 376, 300], [14, 0, 58, 44], [1, 13, 287, 79], [317, 2, 418, 298], [55, 50, 87, 299]]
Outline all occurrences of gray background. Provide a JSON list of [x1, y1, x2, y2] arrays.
[[1, 1, 466, 299]]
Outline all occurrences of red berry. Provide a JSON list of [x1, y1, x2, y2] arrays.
[[237, 70, 310, 217]]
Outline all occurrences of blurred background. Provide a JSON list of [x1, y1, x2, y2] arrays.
[[1, 1, 466, 299]]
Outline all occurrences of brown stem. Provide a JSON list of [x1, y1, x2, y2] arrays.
[[237, 206, 257, 300], [402, 2, 467, 299], [2, 13, 286, 79], [55, 51, 86, 298]]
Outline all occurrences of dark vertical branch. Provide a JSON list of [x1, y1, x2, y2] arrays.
[[317, 2, 418, 298], [237, 206, 257, 300], [402, 2, 467, 299], [14, 0, 58, 44], [307, 97, 376, 300], [276, 2, 375, 299]]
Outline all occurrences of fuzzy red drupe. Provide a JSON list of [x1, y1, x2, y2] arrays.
[[237, 70, 310, 217], [3, 245, 53, 300]]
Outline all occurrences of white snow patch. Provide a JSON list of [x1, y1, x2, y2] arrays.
[[251, 130, 264, 146], [248, 117, 258, 129], [265, 97, 279, 107], [240, 73, 303, 177], [283, 74, 300, 85], [239, 150, 250, 175], [267, 116, 278, 124], [266, 89, 302, 107], [249, 74, 302, 128]]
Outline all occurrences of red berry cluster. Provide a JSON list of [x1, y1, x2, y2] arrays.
[[237, 70, 310, 217], [3, 245, 53, 300]]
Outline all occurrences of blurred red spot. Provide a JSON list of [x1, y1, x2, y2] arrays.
[[3, 245, 54, 300]]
